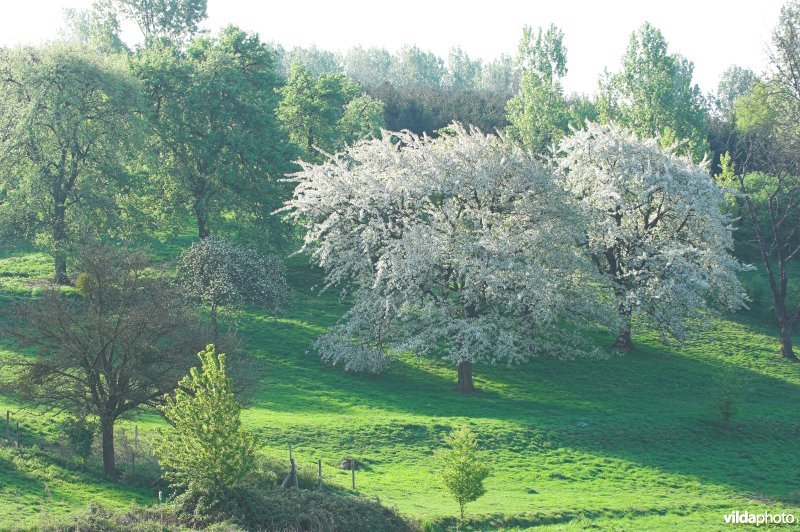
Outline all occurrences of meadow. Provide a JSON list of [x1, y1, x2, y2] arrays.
[[1, 244, 798, 530]]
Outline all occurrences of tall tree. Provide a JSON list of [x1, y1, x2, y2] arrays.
[[598, 23, 707, 161], [558, 122, 747, 349], [0, 44, 143, 283], [112, 0, 207, 43], [719, 0, 800, 361], [506, 25, 569, 154], [1, 245, 210, 476], [283, 125, 602, 391], [443, 47, 482, 90], [132, 26, 294, 240]]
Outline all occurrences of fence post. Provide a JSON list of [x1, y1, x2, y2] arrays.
[[5, 411, 9, 440], [15, 420, 19, 447], [351, 463, 355, 491], [318, 458, 322, 489]]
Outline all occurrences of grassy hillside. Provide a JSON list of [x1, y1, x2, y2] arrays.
[[1, 246, 799, 530]]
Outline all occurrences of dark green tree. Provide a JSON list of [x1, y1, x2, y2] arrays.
[[132, 26, 295, 241], [112, 0, 207, 43]]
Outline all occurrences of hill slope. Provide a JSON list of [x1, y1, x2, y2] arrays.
[[0, 248, 798, 530]]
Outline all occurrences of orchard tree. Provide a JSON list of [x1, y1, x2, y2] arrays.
[[156, 345, 256, 506], [282, 124, 603, 391], [1, 245, 210, 476], [0, 44, 143, 283], [598, 23, 707, 161], [178, 237, 289, 344], [277, 64, 384, 160], [132, 27, 295, 241], [558, 122, 747, 349], [506, 24, 569, 154]]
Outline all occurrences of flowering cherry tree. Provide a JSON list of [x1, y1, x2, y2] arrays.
[[282, 124, 602, 391], [557, 122, 747, 349]]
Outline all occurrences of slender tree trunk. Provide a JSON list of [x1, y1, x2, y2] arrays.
[[612, 306, 633, 350], [101, 417, 116, 477], [52, 203, 69, 285], [779, 320, 798, 361], [456, 360, 475, 392], [211, 302, 218, 346]]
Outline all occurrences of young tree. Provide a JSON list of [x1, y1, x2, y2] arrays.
[[156, 345, 256, 504], [558, 122, 747, 349], [282, 124, 602, 391], [178, 237, 289, 344], [1, 245, 209, 476], [132, 26, 294, 241], [0, 44, 143, 283], [598, 23, 707, 161], [506, 24, 569, 154], [435, 427, 490, 520]]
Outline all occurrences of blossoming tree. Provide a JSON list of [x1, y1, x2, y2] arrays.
[[282, 124, 601, 391], [557, 122, 747, 349]]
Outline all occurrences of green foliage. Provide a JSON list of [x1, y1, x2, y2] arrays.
[[598, 22, 707, 161], [58, 416, 95, 468], [506, 25, 568, 153], [277, 64, 384, 160], [710, 368, 743, 430], [435, 427, 490, 519], [131, 26, 294, 241], [0, 43, 145, 282], [112, 0, 208, 43], [156, 345, 256, 506]]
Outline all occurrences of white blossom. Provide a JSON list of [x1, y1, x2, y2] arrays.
[[557, 121, 748, 346], [282, 124, 604, 378]]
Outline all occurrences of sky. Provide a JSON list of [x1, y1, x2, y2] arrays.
[[0, 0, 787, 95]]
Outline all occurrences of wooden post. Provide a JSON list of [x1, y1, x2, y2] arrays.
[[318, 459, 322, 489], [15, 420, 19, 447], [5, 411, 9, 440], [131, 425, 138, 477], [351, 463, 355, 490]]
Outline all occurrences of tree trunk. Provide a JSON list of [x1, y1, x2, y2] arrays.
[[52, 203, 69, 285], [612, 307, 634, 350], [194, 200, 210, 239], [211, 302, 219, 346], [101, 417, 116, 477], [456, 360, 475, 392], [780, 321, 798, 361]]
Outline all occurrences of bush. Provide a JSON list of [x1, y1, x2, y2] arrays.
[[58, 415, 94, 469]]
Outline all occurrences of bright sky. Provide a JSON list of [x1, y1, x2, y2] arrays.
[[0, 0, 786, 95]]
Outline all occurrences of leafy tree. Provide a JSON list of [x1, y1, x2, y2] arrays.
[[343, 46, 393, 88], [62, 2, 128, 54], [0, 44, 143, 283], [443, 47, 482, 90], [156, 345, 256, 505], [506, 25, 568, 154], [479, 53, 518, 95], [132, 26, 294, 241], [278, 45, 342, 78], [435, 427, 490, 519], [283, 125, 602, 391], [112, 0, 207, 43], [277, 64, 383, 159], [390, 45, 445, 89], [715, 66, 759, 118], [1, 245, 209, 476], [558, 122, 747, 349], [178, 237, 289, 344], [598, 23, 707, 161]]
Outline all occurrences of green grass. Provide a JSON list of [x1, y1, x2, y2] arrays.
[[0, 246, 799, 530]]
